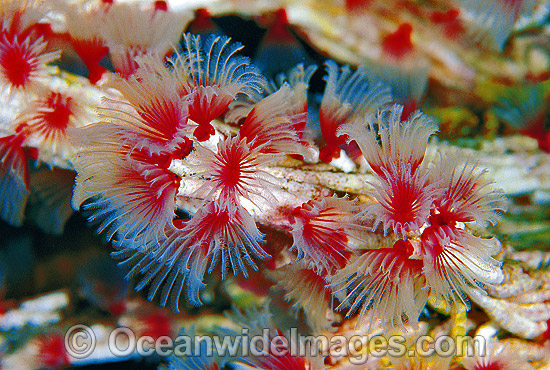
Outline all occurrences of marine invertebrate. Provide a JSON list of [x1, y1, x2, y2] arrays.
[[457, 0, 537, 51], [97, 55, 192, 159], [99, 1, 190, 78], [342, 104, 437, 176], [0, 2, 549, 369], [213, 305, 319, 370], [333, 104, 507, 329], [0, 0, 45, 38], [461, 339, 534, 370], [71, 55, 190, 247], [254, 8, 313, 77], [331, 239, 427, 331], [170, 33, 266, 141], [238, 82, 315, 159], [0, 75, 97, 227], [0, 32, 60, 96], [420, 225, 503, 308], [289, 196, 360, 274], [61, 0, 111, 84], [270, 262, 336, 333], [225, 63, 317, 159], [318, 60, 392, 163], [0, 133, 31, 226], [117, 83, 320, 309], [127, 200, 268, 308], [428, 149, 507, 228], [341, 105, 439, 237], [365, 159, 436, 237], [65, 26, 508, 337], [70, 39, 281, 309], [0, 1, 59, 96], [382, 23, 414, 60], [494, 83, 549, 152], [13, 81, 95, 166], [72, 140, 182, 247], [190, 134, 278, 206]]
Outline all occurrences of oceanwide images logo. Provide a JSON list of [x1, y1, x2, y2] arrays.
[[65, 325, 487, 365]]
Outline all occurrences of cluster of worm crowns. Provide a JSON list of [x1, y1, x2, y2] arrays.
[[0, 0, 509, 338]]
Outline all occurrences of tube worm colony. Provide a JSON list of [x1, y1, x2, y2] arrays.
[[1, 0, 548, 369]]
